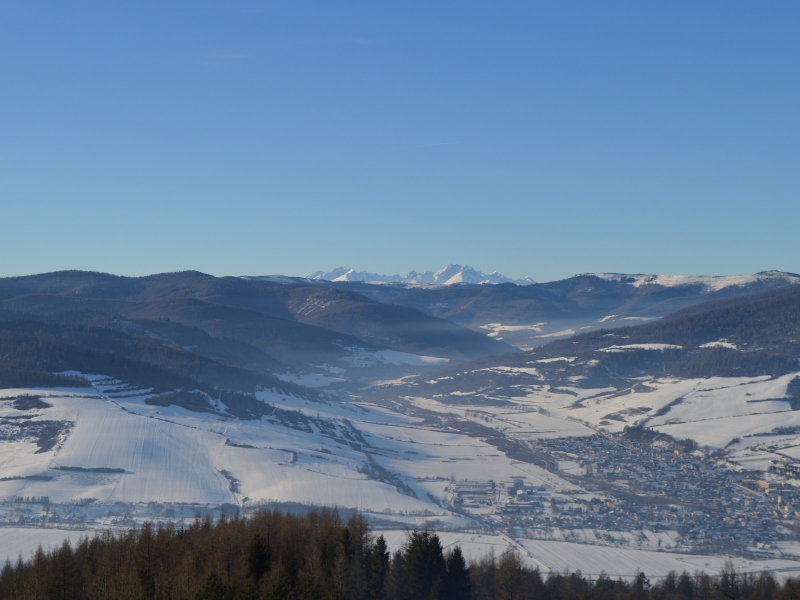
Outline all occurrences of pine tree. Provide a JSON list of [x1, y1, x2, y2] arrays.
[[385, 550, 406, 600], [196, 572, 226, 600], [367, 535, 390, 600], [248, 532, 271, 583], [402, 531, 446, 600], [442, 547, 471, 600]]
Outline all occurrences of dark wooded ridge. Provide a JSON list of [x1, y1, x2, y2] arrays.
[[0, 509, 794, 600]]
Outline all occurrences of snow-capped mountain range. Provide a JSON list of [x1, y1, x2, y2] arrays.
[[588, 270, 800, 293], [307, 266, 800, 290], [308, 264, 536, 286]]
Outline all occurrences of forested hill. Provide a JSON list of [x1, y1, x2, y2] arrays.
[[0, 315, 316, 419], [0, 270, 513, 406], [0, 270, 510, 363], [397, 284, 800, 399], [324, 271, 800, 328], [0, 509, 788, 600], [539, 284, 800, 357]]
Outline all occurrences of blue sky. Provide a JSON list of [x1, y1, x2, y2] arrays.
[[1, 2, 798, 282]]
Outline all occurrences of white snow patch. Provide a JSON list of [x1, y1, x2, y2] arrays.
[[621, 317, 660, 321], [481, 323, 547, 334], [537, 329, 577, 339], [699, 340, 739, 350], [534, 357, 577, 364], [373, 350, 450, 366], [598, 344, 682, 352], [274, 372, 345, 387], [0, 528, 77, 563]]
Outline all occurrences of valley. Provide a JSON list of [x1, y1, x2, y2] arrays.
[[2, 269, 800, 577]]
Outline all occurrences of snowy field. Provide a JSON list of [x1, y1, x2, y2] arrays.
[[376, 531, 800, 579], [4, 368, 800, 575], [515, 538, 800, 579], [0, 528, 76, 563], [425, 372, 800, 450], [3, 378, 564, 515]]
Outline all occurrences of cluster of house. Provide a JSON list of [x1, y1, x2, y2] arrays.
[[744, 475, 800, 519], [509, 434, 795, 552], [502, 479, 548, 513], [769, 460, 800, 479], [451, 480, 497, 508]]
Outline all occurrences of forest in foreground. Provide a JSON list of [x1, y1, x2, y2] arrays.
[[0, 509, 796, 600]]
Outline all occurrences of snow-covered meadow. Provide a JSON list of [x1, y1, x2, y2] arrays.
[[376, 531, 800, 580], [4, 365, 800, 574]]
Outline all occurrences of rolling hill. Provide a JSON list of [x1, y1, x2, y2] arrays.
[[323, 270, 800, 348], [0, 271, 513, 396]]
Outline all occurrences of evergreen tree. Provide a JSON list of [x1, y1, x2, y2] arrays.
[[248, 532, 271, 583], [385, 549, 406, 600], [367, 535, 391, 600], [442, 547, 471, 600], [196, 572, 226, 600], [402, 531, 446, 600], [677, 570, 696, 600]]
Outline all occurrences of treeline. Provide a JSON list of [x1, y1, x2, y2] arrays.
[[0, 318, 313, 417], [526, 284, 800, 385], [645, 285, 800, 353], [0, 363, 87, 390], [0, 509, 798, 600], [581, 347, 799, 387], [526, 343, 798, 392], [0, 323, 261, 394]]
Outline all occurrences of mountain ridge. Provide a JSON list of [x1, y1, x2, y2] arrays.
[[307, 264, 536, 286], [586, 270, 800, 293], [392, 282, 800, 402], [0, 270, 513, 391]]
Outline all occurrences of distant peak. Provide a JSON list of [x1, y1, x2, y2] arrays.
[[307, 265, 535, 286]]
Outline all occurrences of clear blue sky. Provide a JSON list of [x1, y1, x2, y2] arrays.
[[1, 2, 798, 282]]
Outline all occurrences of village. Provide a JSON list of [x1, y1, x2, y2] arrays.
[[447, 433, 800, 557]]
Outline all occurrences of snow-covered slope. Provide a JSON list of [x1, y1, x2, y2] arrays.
[[307, 264, 535, 285], [6, 367, 800, 574], [589, 270, 800, 293], [0, 374, 561, 514]]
